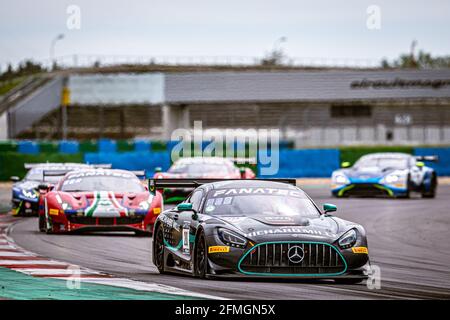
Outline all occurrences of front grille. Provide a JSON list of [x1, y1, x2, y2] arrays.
[[239, 242, 346, 275], [346, 184, 387, 197], [67, 216, 145, 226]]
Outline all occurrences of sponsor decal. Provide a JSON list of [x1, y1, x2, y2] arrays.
[[65, 171, 133, 181], [350, 78, 450, 90], [352, 247, 369, 254], [219, 216, 246, 223], [49, 208, 60, 216], [84, 191, 127, 217], [208, 246, 230, 254], [182, 222, 190, 254], [212, 188, 303, 198], [246, 227, 336, 238], [153, 207, 161, 215]]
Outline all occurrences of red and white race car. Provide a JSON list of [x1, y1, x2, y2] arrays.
[[38, 169, 163, 236], [154, 157, 255, 203]]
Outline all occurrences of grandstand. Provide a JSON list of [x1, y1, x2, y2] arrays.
[[1, 69, 450, 146]]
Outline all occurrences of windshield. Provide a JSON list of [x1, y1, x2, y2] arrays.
[[169, 163, 233, 175], [203, 188, 320, 218], [60, 175, 144, 193], [354, 157, 408, 170]]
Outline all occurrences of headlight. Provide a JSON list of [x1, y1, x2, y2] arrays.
[[218, 228, 247, 248], [338, 229, 357, 249], [61, 202, 72, 210], [333, 174, 349, 185], [384, 174, 399, 184], [139, 201, 150, 210]]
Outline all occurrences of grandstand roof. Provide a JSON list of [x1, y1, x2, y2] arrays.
[[165, 69, 450, 103]]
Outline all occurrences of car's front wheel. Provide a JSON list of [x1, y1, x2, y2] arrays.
[[422, 173, 437, 198], [194, 232, 208, 279], [153, 226, 165, 274]]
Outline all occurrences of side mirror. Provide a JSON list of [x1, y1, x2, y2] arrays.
[[341, 162, 351, 168], [10, 176, 20, 182], [154, 167, 162, 173], [176, 203, 198, 220], [177, 203, 193, 211], [416, 161, 425, 168], [323, 203, 337, 214]]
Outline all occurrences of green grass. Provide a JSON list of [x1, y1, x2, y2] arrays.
[[0, 77, 26, 96]]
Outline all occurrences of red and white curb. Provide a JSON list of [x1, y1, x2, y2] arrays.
[[0, 214, 224, 299]]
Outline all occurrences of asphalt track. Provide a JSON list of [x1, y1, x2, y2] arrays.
[[6, 185, 450, 299]]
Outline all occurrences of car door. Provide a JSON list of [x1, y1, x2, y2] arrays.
[[170, 189, 204, 257]]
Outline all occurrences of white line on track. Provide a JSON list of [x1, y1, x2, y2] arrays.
[[12, 269, 99, 275], [82, 278, 227, 300], [0, 251, 37, 257]]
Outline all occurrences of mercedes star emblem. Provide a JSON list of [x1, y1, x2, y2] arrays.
[[287, 245, 305, 264]]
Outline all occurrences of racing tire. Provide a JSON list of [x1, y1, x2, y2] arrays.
[[422, 174, 437, 198], [194, 231, 208, 279], [153, 226, 166, 274], [334, 278, 365, 285]]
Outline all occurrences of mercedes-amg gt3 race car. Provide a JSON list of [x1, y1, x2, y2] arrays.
[[10, 163, 94, 216], [154, 157, 255, 203], [152, 179, 370, 283], [331, 153, 438, 198], [39, 169, 163, 235]]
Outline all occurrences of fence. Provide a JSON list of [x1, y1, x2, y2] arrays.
[[0, 139, 449, 180]]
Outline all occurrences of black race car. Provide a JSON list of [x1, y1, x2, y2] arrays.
[[151, 179, 370, 283]]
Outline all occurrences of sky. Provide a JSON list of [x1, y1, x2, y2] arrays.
[[0, 0, 449, 69]]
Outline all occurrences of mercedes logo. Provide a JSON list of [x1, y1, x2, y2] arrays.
[[287, 245, 305, 264]]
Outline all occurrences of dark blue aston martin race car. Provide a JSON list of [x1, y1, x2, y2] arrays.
[[10, 163, 107, 216], [331, 153, 438, 198]]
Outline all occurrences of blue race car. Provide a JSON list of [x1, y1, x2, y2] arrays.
[[331, 153, 438, 198], [10, 163, 104, 216]]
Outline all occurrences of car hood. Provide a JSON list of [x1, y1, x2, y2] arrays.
[[55, 191, 152, 217], [338, 167, 400, 181], [214, 214, 349, 243], [13, 180, 40, 191]]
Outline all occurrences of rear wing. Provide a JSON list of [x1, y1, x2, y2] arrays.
[[130, 170, 146, 180], [42, 169, 75, 182], [24, 163, 112, 170], [415, 155, 439, 162], [228, 157, 257, 164], [148, 178, 297, 194], [91, 164, 112, 169]]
